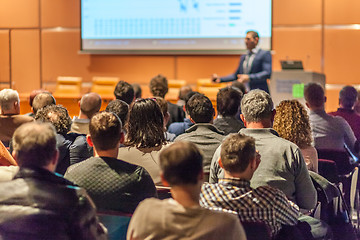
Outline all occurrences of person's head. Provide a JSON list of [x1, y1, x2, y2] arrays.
[[160, 141, 203, 186], [240, 89, 274, 125], [88, 111, 123, 151], [114, 80, 135, 104], [125, 98, 166, 148], [339, 86, 358, 109], [186, 93, 214, 123], [179, 85, 192, 101], [220, 133, 259, 177], [0, 89, 20, 114], [149, 74, 168, 98], [154, 97, 170, 127], [217, 87, 243, 117], [132, 83, 142, 99], [273, 100, 312, 148], [245, 30, 259, 51], [231, 81, 246, 95], [29, 89, 49, 107], [32, 92, 56, 115], [12, 122, 58, 171], [304, 83, 326, 110], [35, 105, 72, 135], [79, 93, 102, 119], [105, 99, 129, 127]]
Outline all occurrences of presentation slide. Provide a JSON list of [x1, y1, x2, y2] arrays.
[[81, 0, 272, 54]]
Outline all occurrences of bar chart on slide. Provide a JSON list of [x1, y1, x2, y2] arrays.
[[82, 0, 271, 39]]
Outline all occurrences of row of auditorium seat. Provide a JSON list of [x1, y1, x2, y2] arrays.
[[53, 76, 228, 102]]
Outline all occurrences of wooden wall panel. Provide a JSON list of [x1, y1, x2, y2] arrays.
[[273, 0, 322, 25], [176, 56, 240, 85], [0, 30, 10, 84], [0, 0, 39, 28], [41, 30, 91, 83], [11, 30, 40, 93], [41, 0, 80, 27], [272, 28, 322, 72], [87, 55, 175, 85], [324, 29, 360, 84], [325, 0, 360, 24]]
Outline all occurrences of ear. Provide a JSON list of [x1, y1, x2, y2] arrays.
[[78, 100, 81, 107], [270, 109, 276, 123], [305, 102, 310, 109], [160, 173, 170, 187], [12, 150, 17, 161], [198, 170, 204, 181], [119, 132, 125, 144], [86, 135, 94, 147], [240, 114, 247, 127], [51, 150, 59, 166], [31, 107, 34, 114], [218, 158, 224, 169]]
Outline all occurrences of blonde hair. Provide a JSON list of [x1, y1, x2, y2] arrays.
[[273, 100, 312, 148]]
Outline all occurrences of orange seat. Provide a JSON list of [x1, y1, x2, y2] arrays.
[[53, 76, 82, 99], [91, 76, 119, 99]]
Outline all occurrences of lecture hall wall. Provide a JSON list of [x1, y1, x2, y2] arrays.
[[1, 0, 360, 113]]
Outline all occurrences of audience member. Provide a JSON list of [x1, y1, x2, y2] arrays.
[[231, 81, 247, 95], [175, 93, 224, 181], [214, 86, 245, 135], [114, 80, 135, 104], [117, 98, 170, 185], [132, 83, 142, 99], [105, 99, 129, 128], [127, 141, 246, 240], [31, 92, 56, 116], [71, 93, 102, 135], [168, 91, 196, 137], [304, 83, 357, 153], [210, 90, 316, 210], [176, 85, 192, 107], [273, 100, 318, 173], [149, 74, 185, 127], [65, 112, 156, 213], [328, 85, 360, 140], [154, 97, 176, 141], [210, 90, 329, 238], [0, 122, 106, 239], [0, 89, 33, 146], [201, 133, 299, 238], [36, 105, 92, 173], [25, 89, 49, 117]]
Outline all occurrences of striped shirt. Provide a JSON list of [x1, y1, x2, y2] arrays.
[[200, 178, 300, 237]]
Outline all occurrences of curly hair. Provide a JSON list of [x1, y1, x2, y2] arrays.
[[149, 74, 168, 98], [35, 105, 72, 135], [125, 98, 166, 148], [273, 100, 312, 148]]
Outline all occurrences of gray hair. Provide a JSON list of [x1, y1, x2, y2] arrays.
[[0, 89, 19, 111], [241, 89, 273, 123]]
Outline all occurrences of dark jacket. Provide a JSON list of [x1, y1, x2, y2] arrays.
[[0, 167, 107, 240]]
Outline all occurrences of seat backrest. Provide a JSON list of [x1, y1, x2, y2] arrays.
[[97, 211, 132, 240], [316, 149, 354, 175], [318, 159, 340, 183], [240, 221, 271, 240], [91, 77, 119, 97], [54, 76, 82, 98]]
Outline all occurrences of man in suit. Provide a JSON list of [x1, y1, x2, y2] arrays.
[[212, 31, 272, 93]]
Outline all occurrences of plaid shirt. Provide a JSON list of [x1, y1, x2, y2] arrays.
[[200, 178, 300, 237]]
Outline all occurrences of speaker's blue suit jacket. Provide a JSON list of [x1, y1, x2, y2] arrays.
[[220, 49, 272, 93]]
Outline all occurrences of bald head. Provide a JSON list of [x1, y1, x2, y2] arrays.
[[32, 92, 56, 115], [339, 86, 358, 109], [80, 93, 102, 119]]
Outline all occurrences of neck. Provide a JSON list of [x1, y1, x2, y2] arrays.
[[170, 184, 201, 208], [2, 109, 18, 115], [246, 120, 272, 129], [78, 111, 89, 120], [93, 147, 119, 158], [224, 171, 251, 181]]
